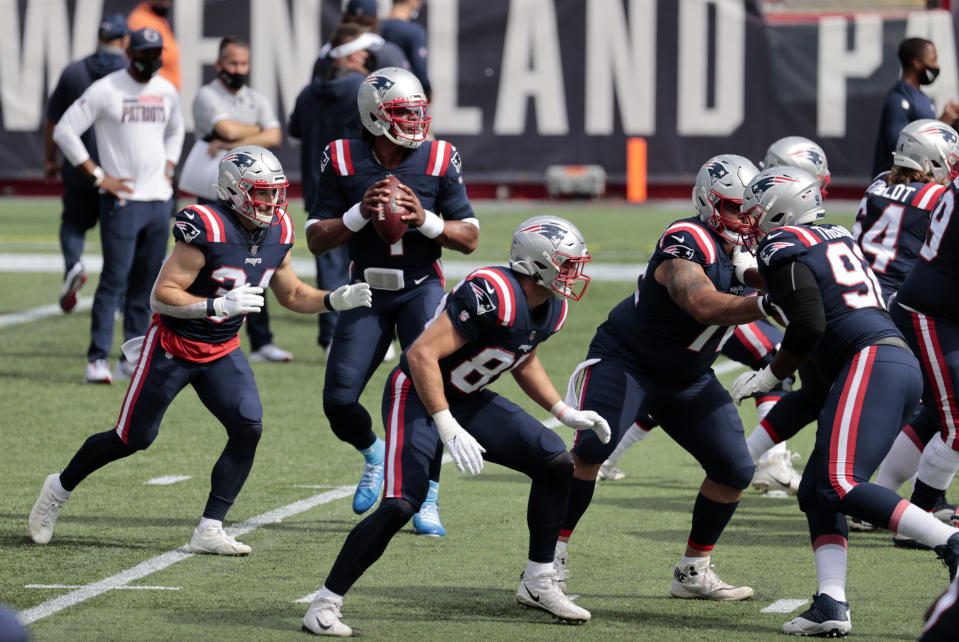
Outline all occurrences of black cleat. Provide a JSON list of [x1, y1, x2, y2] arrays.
[[934, 531, 959, 581]]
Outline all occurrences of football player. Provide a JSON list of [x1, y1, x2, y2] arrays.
[[306, 66, 479, 536], [301, 217, 610, 635], [28, 147, 372, 554], [732, 166, 959, 636], [558, 154, 769, 601]]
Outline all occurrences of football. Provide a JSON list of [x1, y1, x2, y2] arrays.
[[372, 175, 409, 245]]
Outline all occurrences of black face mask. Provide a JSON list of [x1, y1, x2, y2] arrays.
[[218, 69, 248, 90], [920, 65, 941, 86], [130, 56, 162, 81], [150, 5, 169, 18]]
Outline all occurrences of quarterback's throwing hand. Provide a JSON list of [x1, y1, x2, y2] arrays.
[[433, 409, 485, 474], [551, 402, 612, 444], [329, 283, 372, 310], [731, 365, 781, 406], [213, 283, 264, 317]]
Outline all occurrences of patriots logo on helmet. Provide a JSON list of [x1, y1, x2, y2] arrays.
[[750, 174, 799, 197], [519, 223, 567, 249], [224, 152, 257, 172], [917, 125, 959, 144], [759, 241, 795, 265], [366, 75, 395, 97], [791, 149, 824, 166], [705, 161, 728, 180]]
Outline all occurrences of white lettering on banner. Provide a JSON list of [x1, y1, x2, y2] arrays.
[[250, 0, 318, 136], [72, 0, 102, 60], [0, 0, 72, 131], [585, 0, 656, 135], [816, 15, 881, 137], [493, 0, 568, 135], [905, 10, 959, 118], [429, 0, 482, 135], [175, 1, 220, 132], [677, 0, 744, 136]]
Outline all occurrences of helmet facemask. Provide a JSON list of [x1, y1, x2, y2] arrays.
[[707, 195, 752, 247], [240, 181, 288, 228], [545, 251, 591, 300], [380, 100, 430, 149]]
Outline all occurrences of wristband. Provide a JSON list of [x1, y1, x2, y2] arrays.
[[324, 291, 334, 311], [90, 166, 105, 187], [757, 294, 771, 316], [432, 408, 458, 442], [418, 209, 445, 239], [207, 298, 216, 316], [549, 400, 568, 418], [342, 202, 368, 232]]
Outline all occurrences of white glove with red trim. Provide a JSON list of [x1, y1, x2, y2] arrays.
[[551, 401, 611, 444]]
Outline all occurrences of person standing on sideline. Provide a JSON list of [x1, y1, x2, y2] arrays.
[[872, 37, 959, 177], [380, 0, 430, 99], [186, 35, 290, 363], [127, 0, 180, 90], [28, 146, 372, 555], [290, 23, 371, 354], [311, 0, 409, 82], [44, 14, 129, 313], [53, 27, 184, 384]]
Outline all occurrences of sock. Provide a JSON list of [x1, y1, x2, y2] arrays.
[[688, 492, 739, 551], [360, 438, 385, 465], [560, 477, 596, 536], [605, 422, 651, 466], [893, 502, 958, 547], [423, 480, 439, 506], [746, 422, 777, 463], [525, 560, 553, 577], [813, 540, 847, 603], [50, 474, 71, 499], [917, 435, 959, 491], [911, 479, 946, 512], [759, 440, 788, 464], [315, 585, 343, 604], [555, 540, 567, 554], [680, 554, 708, 567], [198, 517, 222, 532], [875, 429, 923, 492]]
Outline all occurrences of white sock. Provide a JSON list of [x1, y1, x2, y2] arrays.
[[680, 554, 708, 567], [526, 560, 553, 577], [814, 543, 847, 603], [875, 431, 923, 492], [894, 503, 959, 547], [555, 540, 567, 554], [604, 422, 650, 466], [746, 424, 776, 463], [759, 440, 789, 464], [917, 435, 959, 490], [51, 474, 71, 499], [756, 399, 778, 422], [315, 585, 343, 605], [198, 517, 222, 532]]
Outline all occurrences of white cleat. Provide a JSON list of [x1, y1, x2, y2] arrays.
[[302, 597, 353, 637], [597, 462, 626, 481], [752, 449, 801, 495], [670, 558, 754, 601], [782, 592, 851, 637], [188, 524, 252, 556], [553, 544, 569, 593], [382, 341, 398, 362], [248, 343, 293, 363], [848, 517, 875, 532], [85, 359, 112, 384], [516, 570, 590, 623], [113, 357, 137, 382], [29, 473, 70, 544], [59, 261, 87, 313]]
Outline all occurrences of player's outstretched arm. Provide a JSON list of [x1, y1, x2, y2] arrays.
[[269, 251, 371, 314], [654, 258, 767, 327]]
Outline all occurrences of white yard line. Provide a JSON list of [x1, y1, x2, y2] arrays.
[[143, 475, 192, 486], [26, 584, 181, 591], [761, 598, 809, 614], [0, 297, 92, 329]]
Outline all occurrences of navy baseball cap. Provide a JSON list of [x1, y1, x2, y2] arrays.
[[130, 27, 163, 51], [98, 13, 130, 40], [345, 0, 377, 16]]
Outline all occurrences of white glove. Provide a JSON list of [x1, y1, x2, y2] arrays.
[[551, 401, 611, 444], [731, 245, 758, 284], [213, 283, 264, 317], [433, 409, 485, 474], [329, 283, 372, 310], [731, 365, 781, 406]]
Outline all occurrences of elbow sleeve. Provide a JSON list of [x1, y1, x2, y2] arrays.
[[766, 261, 826, 355]]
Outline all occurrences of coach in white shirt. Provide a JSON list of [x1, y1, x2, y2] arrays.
[[53, 27, 184, 384], [183, 35, 291, 363]]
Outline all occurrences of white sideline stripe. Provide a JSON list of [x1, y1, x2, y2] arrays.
[[18, 484, 354, 625], [761, 598, 809, 613], [714, 360, 748, 375], [144, 475, 192, 486], [26, 584, 181, 591], [0, 297, 92, 328]]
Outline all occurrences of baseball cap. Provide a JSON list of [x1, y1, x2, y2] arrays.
[[98, 13, 130, 40], [130, 27, 164, 51], [345, 0, 378, 17]]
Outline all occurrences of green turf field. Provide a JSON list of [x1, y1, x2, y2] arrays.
[[0, 198, 951, 640]]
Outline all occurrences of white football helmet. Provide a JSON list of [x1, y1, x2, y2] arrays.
[[216, 145, 289, 228], [357, 66, 431, 149], [510, 216, 591, 300], [741, 167, 826, 251], [693, 154, 759, 245], [893, 118, 959, 182], [761, 136, 831, 195]]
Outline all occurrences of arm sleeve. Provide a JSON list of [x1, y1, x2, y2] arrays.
[[164, 93, 185, 164], [765, 261, 826, 356], [52, 88, 99, 166]]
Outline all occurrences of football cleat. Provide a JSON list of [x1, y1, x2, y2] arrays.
[[248, 343, 293, 363], [892, 533, 931, 550], [933, 494, 956, 523], [751, 449, 801, 495], [553, 543, 569, 593], [848, 517, 875, 532], [781, 593, 851, 637], [188, 523, 252, 556], [934, 531, 959, 581], [670, 558, 754, 601], [85, 359, 112, 384], [597, 462, 626, 481], [412, 501, 445, 536], [302, 596, 352, 637], [352, 461, 384, 514], [113, 357, 137, 382], [516, 570, 590, 623], [59, 262, 87, 312], [29, 473, 70, 544]]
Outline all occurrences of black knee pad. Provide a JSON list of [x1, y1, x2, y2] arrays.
[[725, 462, 756, 491], [323, 401, 372, 447], [541, 451, 574, 484], [227, 421, 263, 447], [378, 497, 417, 524]]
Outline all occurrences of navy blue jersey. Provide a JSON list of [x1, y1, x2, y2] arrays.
[[379, 19, 430, 96], [898, 176, 959, 322], [399, 267, 569, 401], [872, 80, 937, 176], [852, 173, 945, 299], [308, 138, 474, 275], [162, 202, 295, 345], [757, 223, 901, 378], [602, 217, 741, 383]]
